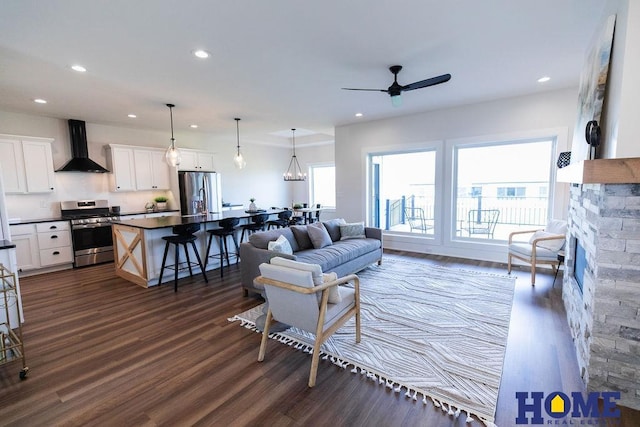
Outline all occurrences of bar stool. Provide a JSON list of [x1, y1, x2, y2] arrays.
[[267, 209, 293, 229], [158, 223, 208, 292], [240, 213, 269, 242], [205, 217, 240, 277]]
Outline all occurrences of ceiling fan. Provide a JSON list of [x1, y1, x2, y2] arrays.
[[342, 65, 451, 107]]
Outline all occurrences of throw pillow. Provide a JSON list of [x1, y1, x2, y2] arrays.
[[340, 222, 366, 240], [290, 225, 313, 250], [270, 256, 323, 285], [529, 230, 565, 252], [322, 272, 342, 303], [323, 218, 347, 242], [267, 234, 293, 255], [307, 222, 333, 249]]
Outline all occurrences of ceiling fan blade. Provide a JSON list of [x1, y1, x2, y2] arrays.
[[402, 73, 451, 91], [341, 87, 388, 92]]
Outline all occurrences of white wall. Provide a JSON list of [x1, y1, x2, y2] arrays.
[[0, 110, 292, 219], [335, 88, 579, 262]]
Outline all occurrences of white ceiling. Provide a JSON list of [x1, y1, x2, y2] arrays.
[[0, 0, 606, 146]]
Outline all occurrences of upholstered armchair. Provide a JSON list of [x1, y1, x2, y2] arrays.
[[255, 260, 360, 387], [507, 219, 567, 285]]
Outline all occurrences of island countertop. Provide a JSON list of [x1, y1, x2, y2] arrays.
[[110, 208, 283, 230]]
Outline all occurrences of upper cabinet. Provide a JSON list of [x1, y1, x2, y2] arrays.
[[0, 135, 55, 194], [107, 144, 173, 192], [133, 149, 171, 190], [178, 149, 216, 171]]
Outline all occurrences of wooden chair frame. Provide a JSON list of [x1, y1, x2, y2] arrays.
[[508, 229, 565, 285], [255, 273, 360, 387]]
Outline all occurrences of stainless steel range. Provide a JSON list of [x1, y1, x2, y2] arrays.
[[60, 200, 119, 267]]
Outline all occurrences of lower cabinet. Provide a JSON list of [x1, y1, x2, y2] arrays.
[[10, 221, 73, 273]]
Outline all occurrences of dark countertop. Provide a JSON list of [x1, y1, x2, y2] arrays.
[[9, 217, 69, 225], [7, 209, 181, 226], [0, 240, 16, 250], [111, 209, 283, 230]]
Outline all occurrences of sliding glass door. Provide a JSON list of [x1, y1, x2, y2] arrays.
[[370, 150, 436, 235]]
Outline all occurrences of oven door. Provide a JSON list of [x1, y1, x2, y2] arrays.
[[71, 224, 114, 266]]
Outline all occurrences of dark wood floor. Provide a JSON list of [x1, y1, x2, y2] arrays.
[[0, 250, 637, 426]]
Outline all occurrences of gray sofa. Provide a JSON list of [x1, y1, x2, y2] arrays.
[[239, 219, 383, 296]]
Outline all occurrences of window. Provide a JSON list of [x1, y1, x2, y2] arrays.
[[454, 139, 553, 240], [309, 164, 335, 208]]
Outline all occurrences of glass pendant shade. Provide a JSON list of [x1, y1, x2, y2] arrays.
[[165, 103, 181, 167], [165, 140, 181, 167], [233, 118, 246, 169], [233, 152, 246, 169], [391, 94, 402, 107]]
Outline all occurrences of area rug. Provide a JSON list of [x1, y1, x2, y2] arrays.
[[229, 259, 515, 426]]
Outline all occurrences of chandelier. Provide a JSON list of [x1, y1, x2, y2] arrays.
[[283, 128, 306, 181], [164, 103, 181, 167]]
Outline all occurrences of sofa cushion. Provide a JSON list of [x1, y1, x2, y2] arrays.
[[340, 222, 366, 240], [249, 228, 299, 252], [267, 234, 293, 255], [295, 238, 382, 272], [307, 222, 333, 249], [291, 225, 313, 250], [323, 218, 346, 242]]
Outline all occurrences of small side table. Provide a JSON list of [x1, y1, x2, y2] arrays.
[[553, 250, 565, 288]]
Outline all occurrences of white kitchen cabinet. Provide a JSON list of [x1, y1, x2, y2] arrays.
[[0, 135, 55, 194], [133, 148, 171, 190], [9, 224, 39, 272], [108, 145, 137, 191], [178, 149, 215, 171], [23, 140, 56, 193], [10, 221, 73, 273]]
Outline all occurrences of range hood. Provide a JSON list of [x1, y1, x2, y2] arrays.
[[56, 119, 109, 173]]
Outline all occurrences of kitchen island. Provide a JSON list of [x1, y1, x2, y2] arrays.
[[111, 209, 282, 288]]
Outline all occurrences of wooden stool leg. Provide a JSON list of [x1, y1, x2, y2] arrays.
[[158, 240, 170, 286], [173, 243, 179, 292], [205, 233, 214, 269], [190, 241, 208, 283], [184, 243, 194, 277], [218, 235, 225, 278]]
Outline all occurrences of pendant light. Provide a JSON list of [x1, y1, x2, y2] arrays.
[[233, 118, 246, 169], [283, 128, 306, 181], [165, 103, 181, 167]]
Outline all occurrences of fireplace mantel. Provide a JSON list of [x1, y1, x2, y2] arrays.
[[557, 157, 640, 184]]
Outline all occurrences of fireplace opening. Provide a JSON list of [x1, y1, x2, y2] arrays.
[[573, 240, 586, 294]]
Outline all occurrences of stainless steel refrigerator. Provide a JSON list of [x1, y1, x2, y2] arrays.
[[178, 171, 222, 216]]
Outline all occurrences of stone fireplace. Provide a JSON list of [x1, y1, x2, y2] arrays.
[[560, 158, 640, 410]]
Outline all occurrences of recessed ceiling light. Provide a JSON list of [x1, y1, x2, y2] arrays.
[[34, 98, 47, 104], [71, 64, 87, 72], [355, 113, 363, 117], [127, 114, 137, 118], [537, 76, 551, 83], [193, 49, 210, 59], [190, 124, 198, 128]]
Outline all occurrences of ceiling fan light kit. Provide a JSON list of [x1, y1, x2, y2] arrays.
[[342, 65, 451, 106]]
